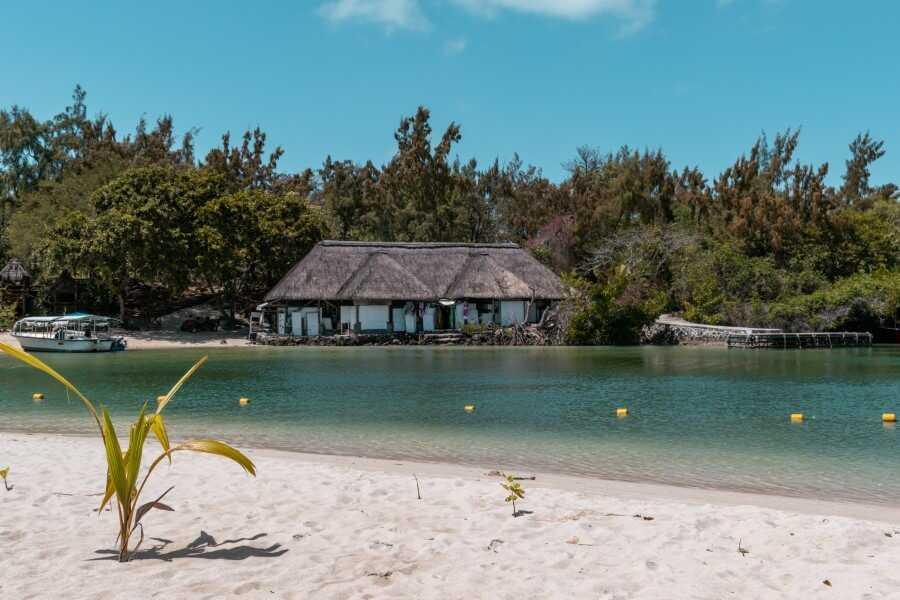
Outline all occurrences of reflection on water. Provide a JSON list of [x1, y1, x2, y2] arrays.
[[1, 345, 898, 504]]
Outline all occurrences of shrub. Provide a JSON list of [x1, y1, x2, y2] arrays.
[[767, 269, 900, 331], [500, 473, 525, 517], [564, 270, 666, 345], [0, 302, 16, 330], [461, 323, 488, 335], [529, 244, 553, 267]]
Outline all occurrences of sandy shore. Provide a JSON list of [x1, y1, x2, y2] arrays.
[[1, 433, 899, 599], [0, 331, 251, 351]]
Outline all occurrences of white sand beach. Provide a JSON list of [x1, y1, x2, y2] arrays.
[[1, 432, 899, 599]]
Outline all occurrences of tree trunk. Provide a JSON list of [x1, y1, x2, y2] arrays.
[[230, 298, 237, 329], [117, 292, 126, 323], [118, 273, 128, 323], [118, 527, 131, 562], [217, 288, 227, 330]]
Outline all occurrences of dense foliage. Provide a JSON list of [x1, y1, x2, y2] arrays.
[[0, 88, 897, 340]]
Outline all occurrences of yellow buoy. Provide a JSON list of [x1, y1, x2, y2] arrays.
[[464, 404, 475, 413], [239, 397, 250, 406], [883, 413, 897, 423], [32, 393, 44, 401], [616, 407, 629, 418], [790, 413, 804, 422]]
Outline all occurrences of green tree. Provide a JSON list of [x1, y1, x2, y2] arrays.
[[710, 130, 834, 262], [487, 155, 560, 243], [562, 146, 679, 261], [44, 166, 226, 321], [203, 128, 293, 192], [7, 156, 126, 262], [376, 107, 463, 241], [319, 157, 378, 239], [839, 132, 897, 206], [196, 189, 327, 319], [0, 85, 91, 201]]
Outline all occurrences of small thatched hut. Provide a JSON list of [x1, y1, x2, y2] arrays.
[[262, 241, 567, 335], [0, 258, 30, 287], [0, 258, 33, 318]]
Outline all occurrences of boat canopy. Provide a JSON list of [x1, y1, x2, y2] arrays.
[[14, 314, 118, 327]]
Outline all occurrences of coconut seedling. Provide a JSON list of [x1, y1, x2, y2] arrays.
[[0, 342, 256, 562], [500, 473, 525, 516]]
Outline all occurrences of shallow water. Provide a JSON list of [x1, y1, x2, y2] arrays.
[[1, 345, 898, 504]]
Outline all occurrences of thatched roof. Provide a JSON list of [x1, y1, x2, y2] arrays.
[[0, 258, 30, 285], [265, 241, 568, 303]]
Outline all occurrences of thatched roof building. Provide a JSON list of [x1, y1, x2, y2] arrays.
[[0, 258, 33, 318], [265, 241, 567, 303], [0, 258, 30, 286]]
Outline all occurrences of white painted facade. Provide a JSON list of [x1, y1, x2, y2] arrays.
[[455, 302, 480, 327], [358, 305, 390, 331], [392, 308, 405, 332], [500, 300, 526, 326], [290, 311, 303, 337], [423, 305, 436, 331], [340, 305, 355, 332], [290, 307, 321, 336], [302, 307, 321, 336], [276, 297, 550, 336], [305, 311, 320, 337]]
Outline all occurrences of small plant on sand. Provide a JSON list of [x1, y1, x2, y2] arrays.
[[0, 466, 10, 491], [500, 473, 525, 516], [0, 343, 256, 562]]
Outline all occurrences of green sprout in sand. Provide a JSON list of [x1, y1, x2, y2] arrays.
[[500, 473, 525, 516], [0, 466, 9, 491], [0, 342, 256, 562]]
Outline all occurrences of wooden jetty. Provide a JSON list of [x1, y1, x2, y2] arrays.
[[726, 331, 873, 349], [652, 315, 873, 349], [654, 315, 781, 341]]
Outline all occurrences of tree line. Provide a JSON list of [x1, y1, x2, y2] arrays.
[[1, 87, 897, 340]]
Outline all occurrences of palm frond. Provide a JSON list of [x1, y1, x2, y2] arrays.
[[155, 356, 208, 415], [124, 404, 151, 491], [173, 439, 256, 476], [101, 409, 129, 504], [98, 474, 115, 513], [149, 414, 172, 464]]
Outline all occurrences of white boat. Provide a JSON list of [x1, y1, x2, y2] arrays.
[[11, 313, 127, 353]]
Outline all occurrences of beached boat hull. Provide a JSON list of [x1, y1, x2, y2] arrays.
[[12, 335, 121, 353]]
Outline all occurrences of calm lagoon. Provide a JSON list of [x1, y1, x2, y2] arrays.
[[1, 345, 898, 504]]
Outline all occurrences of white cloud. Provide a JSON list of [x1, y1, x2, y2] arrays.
[[318, 0, 429, 31], [452, 0, 657, 33], [317, 0, 656, 35], [443, 37, 468, 55]]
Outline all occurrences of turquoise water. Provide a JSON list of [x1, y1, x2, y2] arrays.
[[1, 346, 898, 504]]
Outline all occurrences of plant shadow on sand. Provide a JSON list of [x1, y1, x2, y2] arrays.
[[91, 530, 288, 562]]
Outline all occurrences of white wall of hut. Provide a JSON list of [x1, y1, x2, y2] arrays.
[[273, 299, 547, 336]]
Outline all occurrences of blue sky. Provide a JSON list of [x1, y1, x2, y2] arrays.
[[1, 1, 897, 184]]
